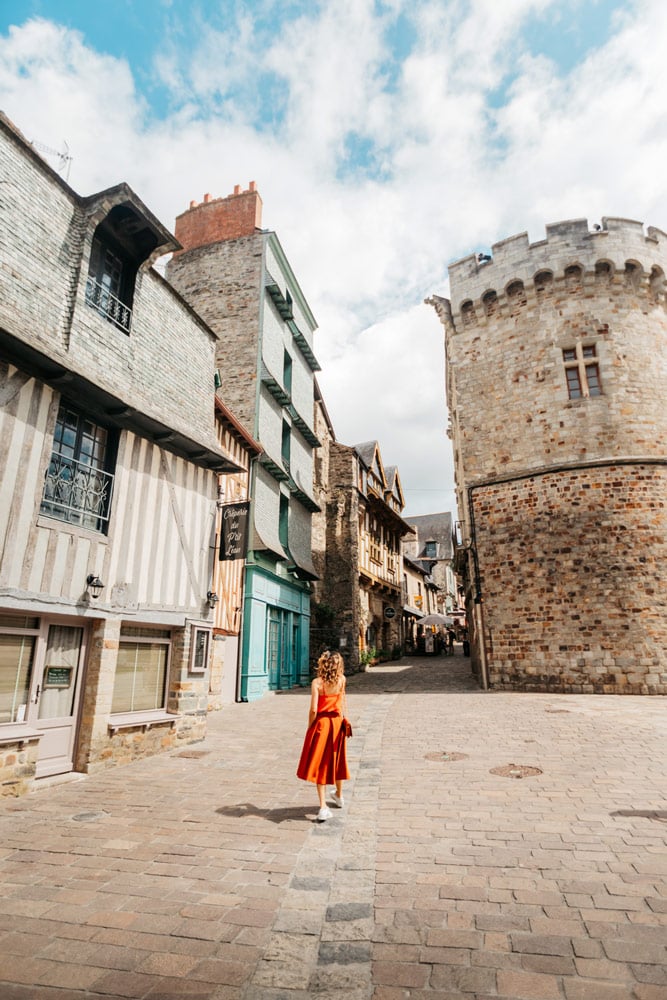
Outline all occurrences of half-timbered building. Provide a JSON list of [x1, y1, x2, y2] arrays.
[[324, 440, 414, 670], [0, 112, 252, 794]]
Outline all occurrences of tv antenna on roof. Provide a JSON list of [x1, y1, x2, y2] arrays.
[[30, 139, 72, 182]]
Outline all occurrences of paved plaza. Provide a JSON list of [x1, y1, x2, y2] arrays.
[[0, 653, 665, 999]]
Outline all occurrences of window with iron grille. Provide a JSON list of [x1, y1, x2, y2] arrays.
[[562, 344, 602, 400], [86, 235, 134, 332], [40, 404, 116, 533], [85, 203, 151, 334]]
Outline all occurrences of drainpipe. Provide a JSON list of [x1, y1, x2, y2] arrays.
[[467, 485, 489, 691]]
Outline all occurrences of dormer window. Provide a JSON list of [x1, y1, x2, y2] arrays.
[[424, 540, 437, 558], [84, 198, 169, 335], [86, 235, 133, 332]]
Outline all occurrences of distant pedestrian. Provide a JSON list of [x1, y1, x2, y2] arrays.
[[447, 628, 455, 654], [297, 650, 350, 822]]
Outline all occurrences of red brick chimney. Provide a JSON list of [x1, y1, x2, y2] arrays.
[[173, 182, 263, 254]]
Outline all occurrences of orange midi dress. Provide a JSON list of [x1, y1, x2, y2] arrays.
[[296, 686, 350, 785]]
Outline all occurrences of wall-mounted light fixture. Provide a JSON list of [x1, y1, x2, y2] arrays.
[[206, 591, 219, 608], [86, 574, 105, 599]]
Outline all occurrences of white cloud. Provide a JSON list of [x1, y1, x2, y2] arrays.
[[1, 1, 667, 517]]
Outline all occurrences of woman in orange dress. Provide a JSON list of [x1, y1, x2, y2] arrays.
[[297, 650, 350, 822]]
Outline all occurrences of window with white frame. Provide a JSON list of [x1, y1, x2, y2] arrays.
[[189, 627, 210, 674], [112, 627, 171, 714]]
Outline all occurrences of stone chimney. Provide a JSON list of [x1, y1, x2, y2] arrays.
[[173, 182, 263, 254]]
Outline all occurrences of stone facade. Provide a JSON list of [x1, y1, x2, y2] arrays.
[[430, 216, 667, 693]]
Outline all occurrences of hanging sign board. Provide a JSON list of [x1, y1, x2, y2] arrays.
[[219, 501, 250, 561]]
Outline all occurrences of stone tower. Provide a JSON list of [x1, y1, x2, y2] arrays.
[[430, 217, 667, 694]]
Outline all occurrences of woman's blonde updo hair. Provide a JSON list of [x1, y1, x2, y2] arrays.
[[317, 650, 344, 685]]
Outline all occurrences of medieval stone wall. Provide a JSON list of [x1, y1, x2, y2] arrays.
[[474, 465, 667, 693], [434, 216, 667, 693], [325, 444, 362, 670]]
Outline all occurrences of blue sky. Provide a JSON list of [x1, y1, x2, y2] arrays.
[[0, 0, 662, 516]]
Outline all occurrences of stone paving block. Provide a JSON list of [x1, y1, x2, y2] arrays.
[[372, 960, 430, 988], [633, 985, 667, 999], [418, 946, 472, 965], [86, 969, 160, 997], [430, 964, 498, 993], [520, 953, 576, 975], [510, 932, 573, 956], [187, 957, 250, 986], [496, 968, 562, 998], [604, 940, 667, 964], [630, 963, 667, 985], [144, 978, 223, 998], [0, 955, 54, 986], [425, 928, 482, 949], [575, 957, 635, 980], [326, 902, 373, 922], [471, 948, 522, 970], [563, 980, 632, 999], [309, 961, 370, 991], [137, 952, 200, 977]]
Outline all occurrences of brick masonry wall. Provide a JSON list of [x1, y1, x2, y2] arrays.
[[173, 187, 262, 251], [474, 466, 667, 693]]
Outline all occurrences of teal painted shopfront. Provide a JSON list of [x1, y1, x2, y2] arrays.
[[239, 564, 311, 701]]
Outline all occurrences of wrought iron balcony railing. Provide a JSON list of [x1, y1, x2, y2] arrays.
[[41, 453, 114, 532], [85, 276, 132, 332]]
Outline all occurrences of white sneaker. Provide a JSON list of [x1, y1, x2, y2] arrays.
[[330, 790, 344, 808], [316, 806, 332, 822]]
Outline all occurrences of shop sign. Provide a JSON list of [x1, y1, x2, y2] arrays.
[[219, 501, 250, 561]]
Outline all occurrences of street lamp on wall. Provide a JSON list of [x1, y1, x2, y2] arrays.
[[86, 574, 105, 599], [206, 591, 219, 609]]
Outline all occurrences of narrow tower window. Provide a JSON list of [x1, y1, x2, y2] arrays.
[[562, 345, 602, 399]]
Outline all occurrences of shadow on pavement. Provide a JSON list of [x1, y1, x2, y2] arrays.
[[611, 809, 667, 822], [216, 803, 314, 824]]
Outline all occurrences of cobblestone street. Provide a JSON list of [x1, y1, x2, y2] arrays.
[[0, 653, 665, 999]]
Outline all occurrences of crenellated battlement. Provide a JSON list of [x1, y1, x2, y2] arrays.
[[447, 216, 667, 329]]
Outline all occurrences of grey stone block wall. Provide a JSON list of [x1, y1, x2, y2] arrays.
[[167, 235, 263, 434], [1, 119, 220, 453]]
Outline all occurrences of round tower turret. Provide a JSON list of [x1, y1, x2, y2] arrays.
[[431, 217, 667, 694]]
